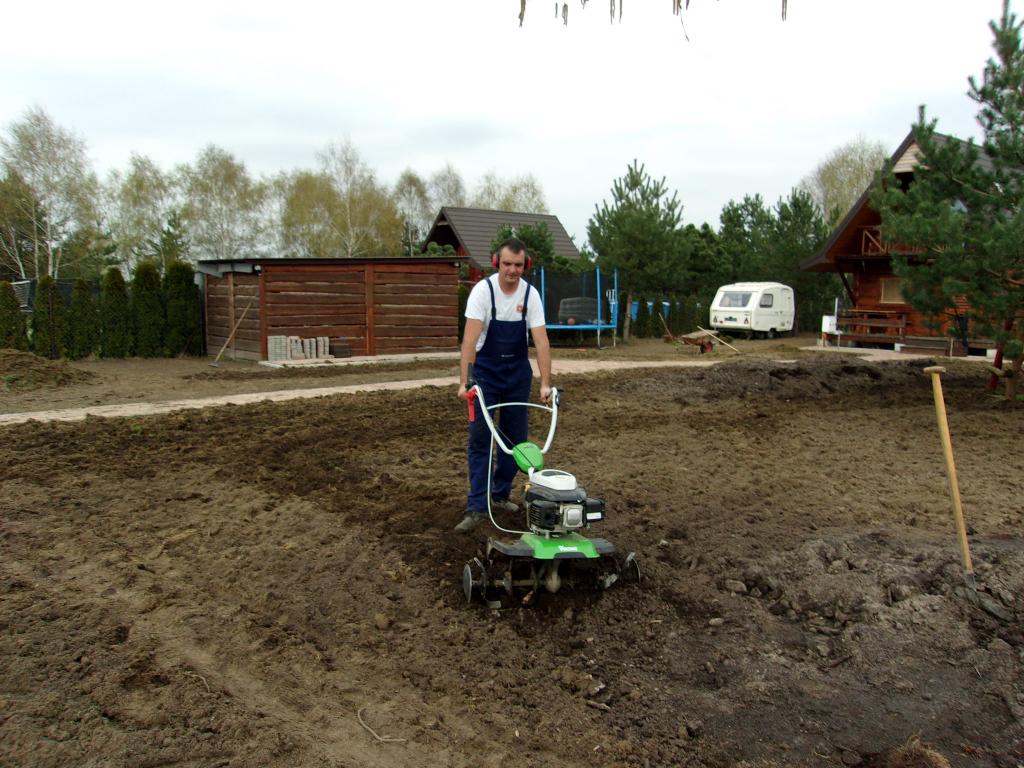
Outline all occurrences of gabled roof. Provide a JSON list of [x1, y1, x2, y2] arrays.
[[423, 206, 580, 271], [801, 129, 992, 272]]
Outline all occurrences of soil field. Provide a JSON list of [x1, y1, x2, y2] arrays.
[[1, 348, 1022, 767]]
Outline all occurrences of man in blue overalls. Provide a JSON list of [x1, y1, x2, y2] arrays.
[[456, 237, 552, 531]]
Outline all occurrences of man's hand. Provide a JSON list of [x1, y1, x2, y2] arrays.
[[458, 383, 471, 401], [539, 385, 553, 403]]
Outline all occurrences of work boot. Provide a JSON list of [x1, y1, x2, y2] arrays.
[[454, 512, 486, 532], [490, 497, 519, 514]]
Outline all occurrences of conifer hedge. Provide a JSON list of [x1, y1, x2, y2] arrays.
[[31, 275, 68, 359], [66, 278, 100, 360], [163, 260, 201, 356], [131, 261, 164, 357], [635, 296, 651, 339], [0, 281, 29, 351], [100, 267, 132, 358]]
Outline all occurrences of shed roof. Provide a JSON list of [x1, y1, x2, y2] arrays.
[[196, 255, 464, 277], [422, 207, 580, 271]]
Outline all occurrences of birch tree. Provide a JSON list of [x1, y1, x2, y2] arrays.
[[0, 107, 99, 277], [179, 145, 266, 262]]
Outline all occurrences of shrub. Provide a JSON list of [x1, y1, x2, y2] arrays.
[[100, 267, 132, 358], [0, 281, 29, 351], [634, 296, 651, 339], [66, 278, 100, 360], [131, 261, 164, 357], [163, 260, 201, 356], [457, 282, 470, 342], [30, 275, 67, 359]]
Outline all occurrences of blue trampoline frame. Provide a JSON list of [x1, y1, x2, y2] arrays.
[[535, 266, 619, 347]]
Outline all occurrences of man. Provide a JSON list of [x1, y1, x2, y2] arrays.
[[456, 237, 552, 532]]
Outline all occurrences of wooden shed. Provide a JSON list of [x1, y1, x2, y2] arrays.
[[198, 257, 464, 361]]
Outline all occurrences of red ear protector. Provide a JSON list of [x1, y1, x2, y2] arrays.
[[492, 251, 532, 271]]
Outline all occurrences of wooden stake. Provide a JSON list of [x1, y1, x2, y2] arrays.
[[923, 366, 974, 579], [210, 297, 256, 367]]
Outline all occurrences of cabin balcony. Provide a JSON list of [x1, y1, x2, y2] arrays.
[[859, 226, 924, 258]]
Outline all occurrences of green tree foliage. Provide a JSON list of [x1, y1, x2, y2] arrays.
[[66, 278, 99, 359], [471, 172, 547, 214], [148, 211, 189, 271], [394, 169, 434, 254], [100, 267, 131, 358], [428, 163, 467, 211], [718, 194, 774, 283], [588, 160, 686, 340], [163, 260, 201, 356], [771, 189, 834, 331], [488, 221, 578, 273], [634, 296, 651, 339], [179, 145, 266, 262], [716, 189, 831, 332], [0, 169, 43, 280], [0, 280, 28, 350], [317, 140, 403, 258], [683, 223, 728, 306], [60, 224, 118, 280], [874, 0, 1024, 398], [30, 275, 67, 359], [107, 153, 173, 271], [800, 137, 889, 226], [131, 261, 164, 357], [0, 107, 100, 277], [282, 171, 341, 258]]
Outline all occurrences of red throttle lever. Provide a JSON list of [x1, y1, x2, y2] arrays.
[[465, 363, 477, 422]]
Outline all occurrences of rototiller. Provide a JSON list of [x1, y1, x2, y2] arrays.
[[461, 370, 639, 606]]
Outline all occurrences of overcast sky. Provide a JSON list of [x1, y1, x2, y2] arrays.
[[1, 0, 1008, 246]]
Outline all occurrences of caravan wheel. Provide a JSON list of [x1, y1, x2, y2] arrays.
[[766, 328, 776, 339]]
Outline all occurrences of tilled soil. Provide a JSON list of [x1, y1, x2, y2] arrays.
[[1, 356, 1022, 767]]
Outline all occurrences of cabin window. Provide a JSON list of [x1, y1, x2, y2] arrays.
[[759, 294, 774, 308], [880, 278, 906, 304], [720, 292, 752, 308]]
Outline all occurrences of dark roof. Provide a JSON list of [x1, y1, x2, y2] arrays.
[[422, 206, 580, 271], [801, 129, 994, 272], [196, 255, 464, 277]]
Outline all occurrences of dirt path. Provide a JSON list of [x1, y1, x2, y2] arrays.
[[0, 359, 721, 425]]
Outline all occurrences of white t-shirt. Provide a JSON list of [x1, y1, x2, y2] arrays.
[[465, 274, 546, 352]]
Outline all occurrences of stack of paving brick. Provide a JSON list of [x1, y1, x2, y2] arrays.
[[267, 335, 289, 362]]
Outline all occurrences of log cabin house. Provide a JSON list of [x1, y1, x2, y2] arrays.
[[198, 256, 463, 361], [800, 130, 994, 356]]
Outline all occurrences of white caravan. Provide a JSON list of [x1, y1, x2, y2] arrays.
[[709, 282, 794, 338]]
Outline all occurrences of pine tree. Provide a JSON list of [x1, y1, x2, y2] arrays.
[[30, 275, 67, 359], [635, 296, 651, 339], [131, 261, 164, 357], [100, 267, 132, 358], [0, 281, 29, 350], [588, 161, 687, 341], [163, 260, 201, 356], [874, 0, 1024, 398], [66, 278, 100, 359], [149, 210, 189, 272]]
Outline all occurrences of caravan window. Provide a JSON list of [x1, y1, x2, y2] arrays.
[[759, 293, 774, 308], [720, 292, 752, 308]]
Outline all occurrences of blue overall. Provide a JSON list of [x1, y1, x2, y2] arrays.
[[466, 279, 535, 513]]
